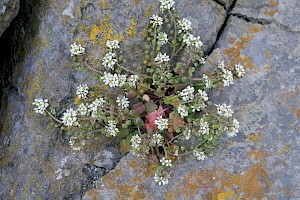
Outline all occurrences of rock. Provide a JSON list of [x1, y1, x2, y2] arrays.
[[83, 14, 300, 200], [0, 0, 227, 199], [214, 0, 235, 10], [232, 0, 300, 32], [0, 0, 19, 37]]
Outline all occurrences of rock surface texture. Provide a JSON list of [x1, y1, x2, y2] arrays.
[[0, 0, 299, 199], [0, 0, 227, 199], [0, 0, 19, 36]]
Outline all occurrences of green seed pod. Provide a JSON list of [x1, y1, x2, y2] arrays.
[[170, 30, 174, 34], [144, 50, 149, 54], [147, 37, 151, 41], [167, 24, 172, 29], [143, 60, 148, 64], [145, 55, 150, 60], [156, 47, 161, 51], [148, 28, 152, 33]]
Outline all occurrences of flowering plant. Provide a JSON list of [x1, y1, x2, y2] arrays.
[[33, 0, 245, 185]]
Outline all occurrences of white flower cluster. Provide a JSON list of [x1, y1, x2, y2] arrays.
[[155, 53, 170, 63], [179, 86, 194, 102], [70, 43, 85, 57], [61, 108, 78, 127], [101, 72, 127, 88], [199, 57, 206, 65], [127, 75, 139, 87], [203, 74, 212, 89], [177, 104, 189, 118], [182, 33, 203, 49], [88, 98, 106, 118], [157, 32, 168, 46], [217, 60, 225, 71], [102, 52, 117, 70], [159, 0, 175, 12], [222, 69, 234, 87], [106, 40, 120, 50], [193, 149, 207, 160], [69, 136, 85, 151], [198, 118, 209, 135], [116, 96, 130, 109], [160, 157, 172, 167], [130, 134, 142, 151], [77, 103, 88, 116], [198, 90, 208, 101], [154, 116, 169, 130], [227, 118, 239, 137], [216, 103, 234, 118], [154, 170, 171, 186], [150, 14, 163, 27], [32, 98, 49, 114], [178, 18, 192, 33], [183, 129, 191, 140], [105, 120, 119, 137], [234, 64, 245, 77], [151, 133, 163, 146], [76, 84, 89, 99]]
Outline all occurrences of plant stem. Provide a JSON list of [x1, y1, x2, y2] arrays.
[[46, 110, 63, 124]]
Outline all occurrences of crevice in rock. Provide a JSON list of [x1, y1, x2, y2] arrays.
[[205, 0, 237, 56], [231, 12, 272, 25], [212, 0, 226, 11]]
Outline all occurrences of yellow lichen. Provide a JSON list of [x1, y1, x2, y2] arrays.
[[99, 0, 111, 9], [217, 190, 235, 200], [269, 0, 279, 7], [247, 133, 261, 143], [144, 5, 154, 18], [249, 149, 268, 161], [264, 8, 277, 17], [279, 145, 290, 155], [127, 20, 138, 37], [265, 65, 272, 71], [266, 50, 271, 59]]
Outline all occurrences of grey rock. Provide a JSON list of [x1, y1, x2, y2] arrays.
[[83, 15, 300, 200], [0, 0, 226, 199], [0, 0, 19, 37], [232, 0, 300, 32]]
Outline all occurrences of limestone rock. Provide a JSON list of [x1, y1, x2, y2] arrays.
[[232, 0, 300, 32], [83, 15, 300, 200], [0, 0, 19, 36], [0, 0, 227, 199]]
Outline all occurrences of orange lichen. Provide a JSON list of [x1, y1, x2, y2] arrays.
[[247, 133, 261, 143], [269, 0, 279, 7], [264, 8, 277, 17], [127, 20, 138, 37], [294, 108, 300, 118], [144, 162, 158, 178], [84, 189, 99, 200], [129, 160, 140, 168], [179, 164, 271, 199], [135, 0, 142, 5], [249, 149, 268, 161]]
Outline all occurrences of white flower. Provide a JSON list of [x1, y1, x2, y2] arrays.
[[154, 116, 169, 131], [193, 149, 207, 160], [177, 104, 188, 118], [199, 57, 205, 65], [127, 75, 139, 87], [235, 64, 245, 77], [203, 74, 212, 89], [76, 84, 89, 99], [61, 108, 77, 127], [179, 86, 194, 102], [160, 157, 172, 167], [32, 98, 49, 114], [157, 32, 168, 46], [217, 60, 225, 71], [150, 15, 163, 27], [70, 43, 85, 57], [69, 136, 85, 151], [183, 129, 191, 140], [154, 53, 170, 63], [154, 170, 171, 186], [151, 133, 164, 146], [116, 96, 130, 109], [182, 33, 203, 48], [198, 118, 209, 135], [227, 118, 239, 137], [222, 69, 234, 87], [77, 103, 88, 116], [216, 103, 234, 118], [102, 52, 117, 70], [178, 18, 192, 33], [159, 0, 175, 12], [130, 134, 142, 150], [88, 98, 106, 117], [101, 72, 127, 88], [106, 40, 120, 50], [105, 120, 119, 137], [198, 90, 208, 101]]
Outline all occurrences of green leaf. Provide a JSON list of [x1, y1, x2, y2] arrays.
[[145, 100, 158, 113], [119, 139, 131, 154], [115, 128, 130, 139]]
